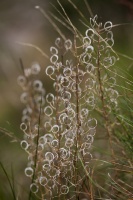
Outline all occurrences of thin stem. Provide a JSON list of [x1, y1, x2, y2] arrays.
[[55, 62, 61, 200], [29, 97, 42, 200], [0, 162, 17, 200], [96, 29, 115, 160], [90, 168, 94, 200], [73, 34, 81, 199]]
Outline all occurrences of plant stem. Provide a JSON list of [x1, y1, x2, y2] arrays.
[[96, 29, 115, 160], [56, 58, 61, 200], [74, 34, 81, 199], [29, 97, 42, 200]]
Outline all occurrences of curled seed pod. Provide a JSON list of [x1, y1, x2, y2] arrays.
[[59, 148, 70, 160], [51, 125, 59, 134], [21, 140, 29, 150], [44, 122, 52, 132], [43, 160, 51, 171], [60, 185, 69, 194], [64, 39, 72, 50], [55, 37, 62, 48], [51, 139, 58, 148], [44, 134, 53, 143], [106, 88, 119, 100], [83, 152, 92, 162], [67, 107, 76, 119], [106, 31, 113, 40], [45, 152, 54, 162], [106, 38, 114, 47], [63, 67, 72, 77], [33, 80, 43, 91], [85, 78, 95, 89], [111, 56, 116, 65], [104, 21, 112, 31], [82, 53, 91, 64], [21, 115, 31, 124], [86, 135, 94, 143], [85, 45, 94, 53], [81, 142, 91, 150], [61, 77, 70, 88], [50, 46, 58, 55], [65, 129, 76, 139], [65, 138, 74, 148], [35, 96, 45, 106], [71, 82, 82, 96], [99, 41, 107, 51], [46, 66, 55, 76], [87, 118, 97, 129], [107, 77, 116, 87], [44, 106, 53, 116], [71, 82, 77, 91], [66, 59, 73, 67], [83, 37, 91, 48], [46, 93, 55, 104], [78, 69, 84, 82], [85, 28, 94, 38], [59, 113, 67, 124], [47, 167, 59, 177], [17, 75, 27, 87], [31, 62, 41, 74], [84, 93, 95, 107], [110, 100, 118, 108], [86, 63, 95, 73], [80, 108, 89, 119], [62, 91, 71, 101], [38, 144, 44, 151], [39, 136, 46, 145], [50, 54, 58, 65], [30, 183, 39, 194], [23, 107, 32, 116], [24, 68, 31, 77], [103, 57, 113, 67], [53, 82, 62, 92], [90, 15, 98, 28], [63, 115, 72, 126], [20, 123, 27, 131], [47, 179, 55, 189], [20, 92, 29, 104], [25, 167, 34, 177], [56, 61, 62, 70], [39, 176, 48, 186]]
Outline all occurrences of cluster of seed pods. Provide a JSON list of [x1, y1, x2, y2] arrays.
[[18, 15, 119, 199], [81, 15, 119, 120], [17, 63, 47, 196], [44, 35, 97, 198], [91, 16, 119, 118]]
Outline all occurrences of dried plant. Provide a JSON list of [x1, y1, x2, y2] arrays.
[[1, 1, 133, 200]]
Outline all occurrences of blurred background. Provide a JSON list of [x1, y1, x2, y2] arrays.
[[0, 0, 133, 198]]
